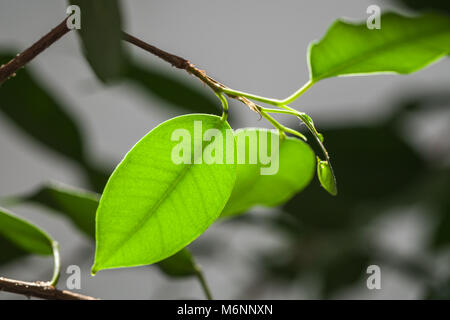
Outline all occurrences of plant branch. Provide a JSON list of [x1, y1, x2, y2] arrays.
[[0, 18, 70, 85], [0, 17, 297, 133], [122, 32, 262, 115], [0, 277, 98, 300]]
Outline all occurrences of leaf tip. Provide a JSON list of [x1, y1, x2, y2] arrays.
[[90, 264, 99, 276]]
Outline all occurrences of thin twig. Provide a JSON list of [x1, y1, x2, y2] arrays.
[[122, 32, 261, 115], [0, 18, 70, 85], [0, 277, 98, 300]]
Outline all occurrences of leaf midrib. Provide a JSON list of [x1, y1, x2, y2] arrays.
[[100, 129, 225, 265]]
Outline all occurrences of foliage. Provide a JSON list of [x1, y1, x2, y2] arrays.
[[0, 5, 449, 299]]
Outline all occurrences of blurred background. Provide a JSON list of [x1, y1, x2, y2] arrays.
[[0, 0, 449, 299]]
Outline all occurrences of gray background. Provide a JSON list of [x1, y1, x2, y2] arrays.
[[0, 0, 449, 299]]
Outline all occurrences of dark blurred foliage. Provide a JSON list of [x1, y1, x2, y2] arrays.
[[392, 0, 450, 14], [233, 93, 450, 298], [69, 0, 125, 83], [0, 53, 111, 193], [125, 60, 220, 114], [0, 237, 28, 265]]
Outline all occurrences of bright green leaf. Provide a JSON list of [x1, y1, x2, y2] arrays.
[[317, 158, 338, 196], [20, 182, 200, 278], [69, 0, 125, 82], [309, 12, 450, 82], [222, 129, 316, 217], [92, 114, 236, 273]]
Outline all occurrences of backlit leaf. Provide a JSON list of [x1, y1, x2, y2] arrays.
[[309, 12, 450, 82], [20, 182, 199, 277], [92, 114, 236, 273], [222, 129, 315, 217]]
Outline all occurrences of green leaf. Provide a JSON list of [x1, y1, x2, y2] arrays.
[[92, 114, 236, 273], [0, 208, 54, 255], [156, 248, 198, 277], [222, 129, 315, 217], [0, 235, 28, 266], [69, 0, 125, 82], [25, 182, 99, 238], [0, 53, 112, 192], [395, 0, 450, 15], [0, 207, 59, 284], [19, 182, 201, 278], [317, 159, 337, 196], [0, 53, 85, 163], [125, 61, 220, 113], [309, 12, 450, 82]]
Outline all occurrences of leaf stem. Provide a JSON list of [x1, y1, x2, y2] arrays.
[[297, 113, 329, 159], [194, 266, 213, 300], [221, 88, 283, 107], [49, 241, 61, 286], [263, 104, 335, 183], [259, 107, 301, 116], [216, 92, 229, 122], [257, 108, 306, 141], [220, 80, 314, 107], [281, 80, 315, 105]]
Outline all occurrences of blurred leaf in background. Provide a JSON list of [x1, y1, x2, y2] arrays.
[[393, 0, 450, 14], [69, 0, 125, 83], [0, 53, 110, 192], [125, 60, 220, 114], [242, 93, 450, 298], [0, 54, 85, 164], [0, 236, 28, 266], [0, 207, 58, 282], [0, 182, 200, 280]]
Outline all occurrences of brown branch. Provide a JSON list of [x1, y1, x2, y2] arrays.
[[0, 18, 70, 85], [0, 16, 259, 114], [0, 277, 98, 300], [122, 32, 260, 114]]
